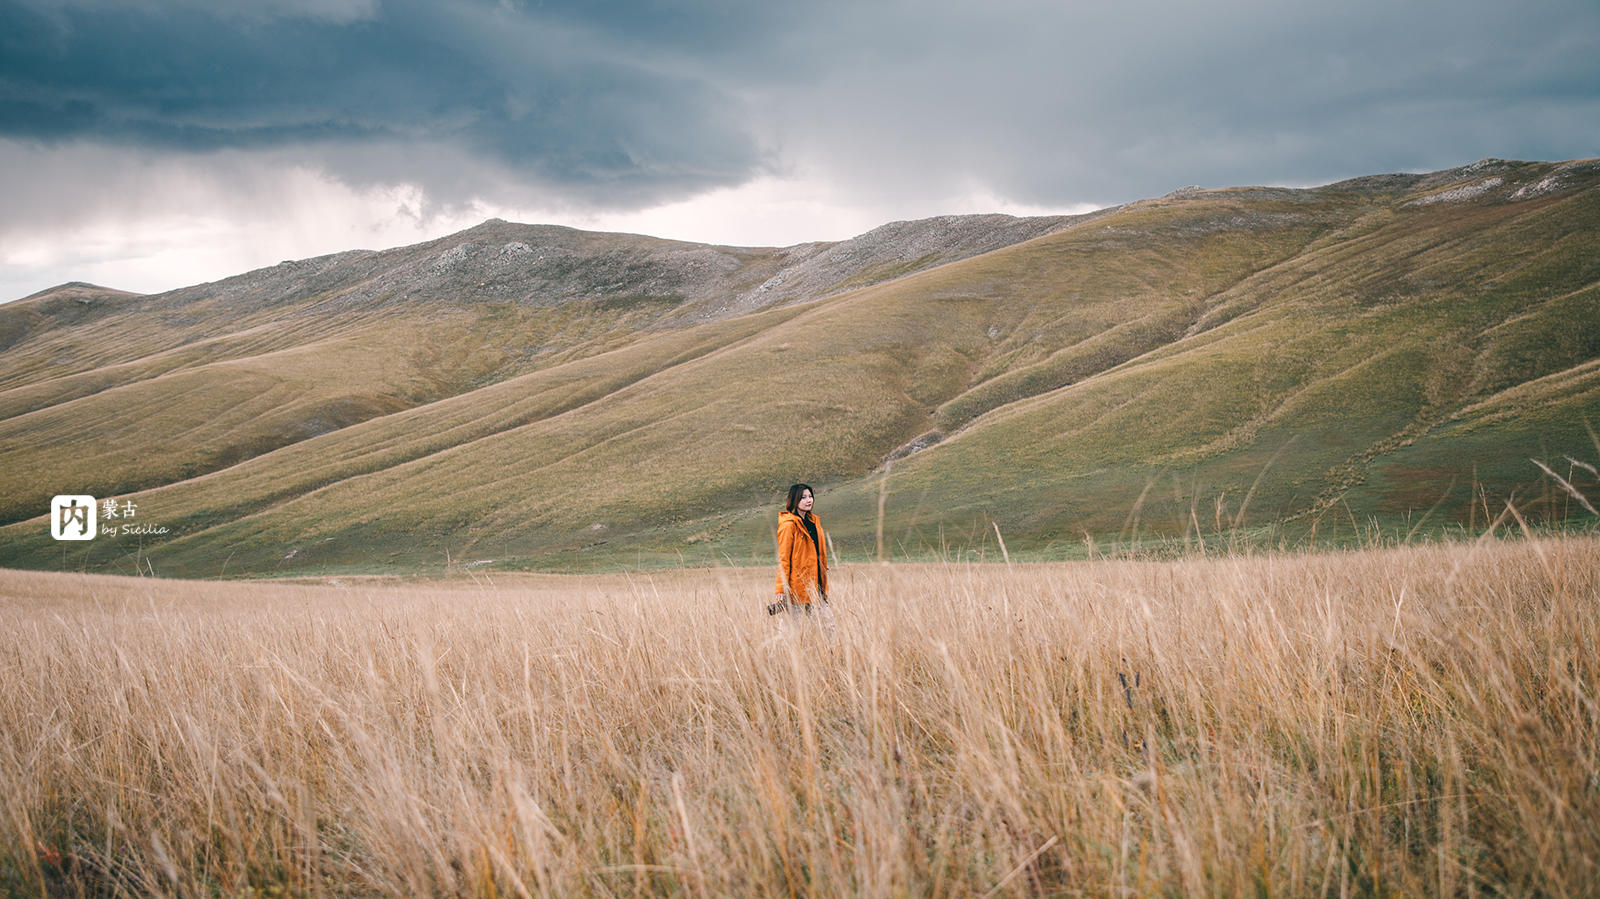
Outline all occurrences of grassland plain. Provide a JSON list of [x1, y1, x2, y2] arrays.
[[1, 159, 1598, 577], [2, 537, 1596, 896]]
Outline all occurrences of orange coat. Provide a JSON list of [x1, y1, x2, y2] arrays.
[[775, 511, 828, 603]]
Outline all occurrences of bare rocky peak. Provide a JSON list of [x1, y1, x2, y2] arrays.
[[1509, 158, 1600, 200], [1414, 157, 1525, 190], [406, 212, 1102, 325], [697, 211, 1102, 321], [112, 212, 1105, 331], [130, 219, 771, 327], [1324, 159, 1527, 196], [1403, 158, 1600, 206], [151, 249, 386, 322], [1328, 157, 1600, 205]]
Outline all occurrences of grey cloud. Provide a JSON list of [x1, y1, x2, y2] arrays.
[[2, 0, 1598, 224], [0, 0, 765, 205], [744, 0, 1600, 206], [11, 0, 383, 24]]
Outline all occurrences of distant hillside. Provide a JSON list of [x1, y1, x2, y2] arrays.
[[0, 282, 145, 353], [1, 158, 1597, 577]]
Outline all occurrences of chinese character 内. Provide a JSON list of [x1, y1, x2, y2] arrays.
[[59, 499, 91, 537]]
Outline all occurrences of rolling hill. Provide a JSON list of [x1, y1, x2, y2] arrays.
[[1, 158, 1597, 577]]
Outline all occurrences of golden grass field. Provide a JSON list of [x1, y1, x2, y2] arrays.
[[3, 537, 1597, 896]]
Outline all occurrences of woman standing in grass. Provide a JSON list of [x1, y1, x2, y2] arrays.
[[774, 483, 829, 616]]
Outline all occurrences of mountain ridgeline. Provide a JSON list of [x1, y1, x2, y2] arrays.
[[2, 158, 1597, 577]]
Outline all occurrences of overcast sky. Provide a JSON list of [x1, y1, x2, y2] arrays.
[[2, 0, 1597, 303]]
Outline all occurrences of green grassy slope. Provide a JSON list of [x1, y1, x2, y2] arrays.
[[0, 225, 798, 523], [0, 216, 1072, 529], [2, 159, 1597, 576], [813, 163, 1600, 556]]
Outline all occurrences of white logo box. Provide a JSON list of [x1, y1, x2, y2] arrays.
[[51, 495, 98, 541]]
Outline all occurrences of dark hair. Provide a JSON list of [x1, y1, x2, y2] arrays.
[[785, 483, 814, 517]]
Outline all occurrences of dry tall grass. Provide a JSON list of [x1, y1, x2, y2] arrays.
[[3, 538, 1597, 896]]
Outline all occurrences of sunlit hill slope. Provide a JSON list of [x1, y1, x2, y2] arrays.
[[1, 158, 1597, 577]]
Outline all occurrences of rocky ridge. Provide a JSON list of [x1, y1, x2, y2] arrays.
[[24, 212, 1100, 337]]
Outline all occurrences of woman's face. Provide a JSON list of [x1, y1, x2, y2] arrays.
[[798, 489, 814, 513]]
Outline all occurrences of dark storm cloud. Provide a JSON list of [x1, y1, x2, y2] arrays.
[[2, 0, 1598, 214], [738, 0, 1600, 206], [0, 0, 767, 205]]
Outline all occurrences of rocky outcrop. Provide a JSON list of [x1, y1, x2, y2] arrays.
[[35, 212, 1104, 335], [697, 212, 1100, 321]]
